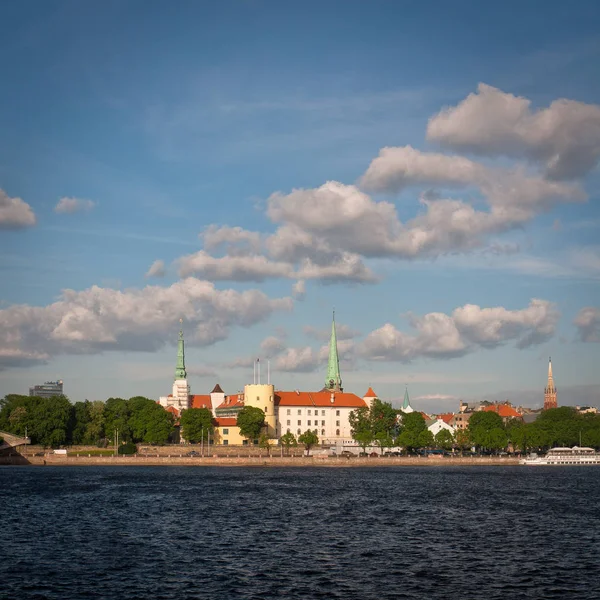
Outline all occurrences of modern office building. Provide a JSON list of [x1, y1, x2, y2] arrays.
[[29, 380, 64, 398]]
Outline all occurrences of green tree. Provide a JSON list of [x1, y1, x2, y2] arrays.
[[298, 429, 319, 456], [70, 401, 92, 445], [28, 396, 73, 448], [454, 429, 472, 455], [237, 406, 265, 444], [370, 399, 398, 437], [374, 431, 394, 455], [258, 433, 271, 455], [397, 412, 428, 453], [180, 407, 214, 443], [349, 406, 373, 453], [85, 400, 105, 445], [104, 397, 132, 442], [127, 397, 174, 444], [279, 432, 297, 455], [418, 429, 434, 449], [434, 429, 454, 450], [468, 411, 505, 451]]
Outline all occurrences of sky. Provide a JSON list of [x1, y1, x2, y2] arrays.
[[1, 0, 599, 413]]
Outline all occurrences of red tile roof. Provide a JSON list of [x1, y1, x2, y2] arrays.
[[438, 413, 455, 424], [215, 417, 238, 427], [165, 405, 180, 417], [216, 395, 245, 410], [364, 387, 377, 398], [275, 390, 367, 408], [190, 395, 212, 410], [483, 404, 521, 419]]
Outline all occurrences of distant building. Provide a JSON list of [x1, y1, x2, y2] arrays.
[[544, 357, 557, 410], [29, 380, 63, 398], [399, 387, 414, 413]]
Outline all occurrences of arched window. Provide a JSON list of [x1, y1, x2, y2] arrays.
[[287, 428, 291, 434], [336, 429, 340, 436]]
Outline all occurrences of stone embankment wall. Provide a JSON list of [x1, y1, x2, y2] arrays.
[[1, 453, 520, 467]]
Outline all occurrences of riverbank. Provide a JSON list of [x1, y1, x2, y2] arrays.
[[1, 454, 521, 467]]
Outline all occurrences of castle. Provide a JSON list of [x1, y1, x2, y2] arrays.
[[159, 314, 371, 445]]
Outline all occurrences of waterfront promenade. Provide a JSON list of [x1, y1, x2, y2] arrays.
[[1, 452, 520, 467]]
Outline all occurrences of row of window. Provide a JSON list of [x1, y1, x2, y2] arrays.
[[286, 420, 340, 427], [285, 409, 341, 416], [286, 428, 341, 436]]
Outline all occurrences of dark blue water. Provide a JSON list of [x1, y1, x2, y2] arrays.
[[1, 466, 599, 600]]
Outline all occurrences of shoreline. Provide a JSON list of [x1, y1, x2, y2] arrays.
[[1, 455, 521, 467]]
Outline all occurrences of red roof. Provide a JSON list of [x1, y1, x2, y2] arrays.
[[190, 395, 212, 410], [275, 390, 367, 408], [483, 404, 521, 419], [216, 395, 245, 410], [438, 413, 454, 424], [165, 405, 180, 417], [215, 417, 237, 427], [364, 387, 377, 398]]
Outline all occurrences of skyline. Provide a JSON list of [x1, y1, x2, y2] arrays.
[[1, 1, 599, 412]]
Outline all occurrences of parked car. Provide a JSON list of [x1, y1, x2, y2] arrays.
[[384, 451, 401, 457], [369, 452, 379, 457], [340, 450, 356, 457], [186, 450, 200, 457]]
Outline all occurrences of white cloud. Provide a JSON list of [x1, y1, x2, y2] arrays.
[[574, 307, 600, 342], [260, 335, 286, 357], [292, 279, 306, 300], [145, 259, 166, 278], [360, 299, 558, 362], [304, 323, 361, 341], [54, 197, 95, 214], [427, 83, 600, 180], [202, 225, 262, 255], [0, 278, 293, 369], [274, 346, 320, 372], [0, 189, 36, 230]]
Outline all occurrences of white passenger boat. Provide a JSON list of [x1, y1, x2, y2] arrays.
[[520, 446, 600, 466]]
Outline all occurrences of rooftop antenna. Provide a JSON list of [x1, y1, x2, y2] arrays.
[[253, 359, 256, 385], [258, 358, 261, 385]]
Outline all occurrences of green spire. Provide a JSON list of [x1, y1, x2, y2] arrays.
[[175, 319, 187, 380], [325, 310, 342, 391], [402, 386, 411, 410]]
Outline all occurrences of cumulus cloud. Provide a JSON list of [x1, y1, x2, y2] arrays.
[[145, 259, 166, 278], [359, 299, 559, 362], [274, 346, 320, 372], [202, 225, 262, 255], [54, 197, 95, 214], [427, 83, 600, 180], [260, 335, 286, 357], [292, 279, 306, 300], [0, 189, 36, 230], [574, 307, 600, 342], [304, 323, 361, 341], [0, 278, 293, 369]]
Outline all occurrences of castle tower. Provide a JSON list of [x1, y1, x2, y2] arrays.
[[244, 381, 276, 438], [363, 387, 377, 409], [325, 311, 343, 392], [171, 319, 190, 411], [544, 357, 557, 410]]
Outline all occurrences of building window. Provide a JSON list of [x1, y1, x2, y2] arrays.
[[308, 410, 311, 415], [321, 429, 325, 436], [298, 409, 301, 415], [308, 420, 311, 426], [297, 428, 301, 435], [223, 428, 229, 435], [223, 440, 229, 446], [298, 420, 301, 426], [336, 420, 340, 426], [336, 410, 340, 416], [287, 420, 290, 426], [321, 420, 325, 426], [321, 410, 325, 416], [265, 406, 267, 413], [242, 440, 248, 445], [336, 429, 340, 436], [287, 409, 291, 415]]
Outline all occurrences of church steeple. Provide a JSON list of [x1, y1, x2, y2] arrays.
[[544, 357, 557, 410], [325, 310, 342, 392], [175, 319, 187, 380], [401, 386, 414, 413]]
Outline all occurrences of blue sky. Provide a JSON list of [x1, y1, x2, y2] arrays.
[[1, 0, 599, 412]]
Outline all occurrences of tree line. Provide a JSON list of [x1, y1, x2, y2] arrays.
[[347, 400, 600, 454], [0, 394, 175, 447]]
